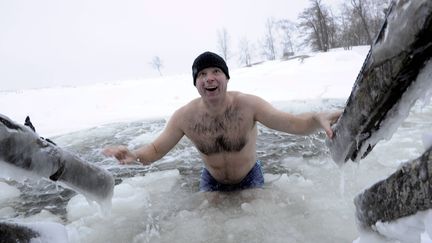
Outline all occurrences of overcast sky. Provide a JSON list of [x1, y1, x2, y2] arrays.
[[0, 0, 341, 91]]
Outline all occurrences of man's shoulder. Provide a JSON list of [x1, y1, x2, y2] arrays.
[[229, 91, 261, 103], [184, 97, 201, 108], [229, 91, 248, 99], [174, 98, 201, 115]]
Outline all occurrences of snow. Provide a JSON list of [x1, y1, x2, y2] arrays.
[[0, 47, 365, 137], [1, 45, 432, 242]]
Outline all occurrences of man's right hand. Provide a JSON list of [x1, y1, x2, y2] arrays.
[[102, 145, 139, 165]]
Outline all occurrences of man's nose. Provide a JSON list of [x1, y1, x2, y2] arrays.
[[205, 73, 216, 82]]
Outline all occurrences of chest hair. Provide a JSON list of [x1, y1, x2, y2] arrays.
[[189, 106, 248, 155]]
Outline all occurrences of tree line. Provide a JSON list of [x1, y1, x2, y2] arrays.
[[151, 0, 390, 75], [218, 0, 389, 67]]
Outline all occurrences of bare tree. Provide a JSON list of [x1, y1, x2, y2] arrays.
[[217, 28, 231, 61], [338, 0, 389, 48], [277, 19, 296, 58], [298, 0, 334, 52], [362, 0, 389, 40], [150, 56, 163, 76], [238, 36, 253, 67], [261, 18, 277, 60], [351, 0, 373, 46], [338, 5, 357, 49], [327, 9, 340, 49], [316, 0, 330, 51], [339, 2, 369, 48]]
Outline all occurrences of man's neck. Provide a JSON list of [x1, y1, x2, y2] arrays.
[[202, 92, 231, 115]]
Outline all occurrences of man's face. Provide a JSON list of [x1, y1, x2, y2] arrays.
[[195, 67, 228, 100]]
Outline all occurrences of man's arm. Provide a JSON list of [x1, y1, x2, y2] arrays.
[[249, 94, 341, 138], [103, 109, 185, 165]]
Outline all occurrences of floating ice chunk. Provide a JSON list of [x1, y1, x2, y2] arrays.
[[126, 169, 180, 193], [22, 209, 63, 224], [0, 207, 15, 218], [422, 133, 432, 149], [423, 210, 432, 240], [0, 221, 68, 243], [375, 218, 423, 243], [370, 210, 431, 243], [272, 173, 313, 190], [26, 221, 69, 243], [241, 202, 255, 214], [0, 181, 20, 204], [66, 170, 180, 243]]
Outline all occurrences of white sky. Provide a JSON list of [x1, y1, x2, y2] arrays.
[[0, 0, 341, 91]]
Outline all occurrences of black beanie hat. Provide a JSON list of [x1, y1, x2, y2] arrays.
[[192, 51, 230, 86]]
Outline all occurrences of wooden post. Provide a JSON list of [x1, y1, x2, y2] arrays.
[[326, 0, 432, 164], [0, 114, 114, 202], [354, 146, 432, 228]]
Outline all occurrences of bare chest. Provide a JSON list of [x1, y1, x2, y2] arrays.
[[186, 106, 253, 155]]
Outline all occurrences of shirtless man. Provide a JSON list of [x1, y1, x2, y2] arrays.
[[103, 51, 341, 191]]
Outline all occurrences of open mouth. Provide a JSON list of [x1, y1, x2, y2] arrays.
[[205, 87, 218, 92]]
